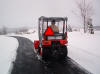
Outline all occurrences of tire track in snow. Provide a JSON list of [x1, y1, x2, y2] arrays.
[[11, 36, 92, 74]]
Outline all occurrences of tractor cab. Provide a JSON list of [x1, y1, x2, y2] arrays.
[[34, 16, 68, 60]]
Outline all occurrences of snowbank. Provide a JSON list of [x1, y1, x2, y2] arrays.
[[0, 36, 19, 74], [68, 31, 100, 74], [19, 31, 38, 42], [8, 30, 38, 42]]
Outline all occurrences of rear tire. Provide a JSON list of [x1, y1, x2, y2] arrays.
[[60, 46, 68, 60], [42, 47, 51, 61], [42, 46, 68, 61]]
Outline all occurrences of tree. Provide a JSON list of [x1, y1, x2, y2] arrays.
[[67, 25, 72, 32], [87, 18, 94, 34], [74, 0, 94, 33], [2, 26, 7, 35]]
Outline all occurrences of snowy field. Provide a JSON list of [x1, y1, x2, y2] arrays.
[[0, 36, 18, 74], [0, 30, 100, 74], [68, 31, 100, 74]]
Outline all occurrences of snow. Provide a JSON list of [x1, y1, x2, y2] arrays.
[[13, 31, 38, 42], [0, 36, 19, 74], [7, 29, 100, 74], [7, 29, 38, 42], [20, 31, 38, 42], [20, 30, 100, 74], [68, 31, 100, 74]]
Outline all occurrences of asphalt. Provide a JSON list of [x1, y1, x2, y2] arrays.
[[11, 36, 92, 74]]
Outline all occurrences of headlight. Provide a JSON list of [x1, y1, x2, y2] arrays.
[[48, 36, 62, 40]]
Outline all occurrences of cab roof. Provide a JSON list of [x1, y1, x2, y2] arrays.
[[39, 16, 68, 22]]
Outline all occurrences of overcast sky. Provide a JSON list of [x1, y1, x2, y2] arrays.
[[0, 0, 100, 28]]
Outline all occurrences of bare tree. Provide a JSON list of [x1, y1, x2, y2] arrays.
[[2, 26, 7, 35], [67, 25, 72, 32], [74, 0, 94, 33], [19, 27, 28, 33]]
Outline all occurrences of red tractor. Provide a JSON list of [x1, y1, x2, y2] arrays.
[[34, 16, 68, 61]]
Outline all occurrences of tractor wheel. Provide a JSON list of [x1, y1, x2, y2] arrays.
[[42, 46, 68, 61], [60, 46, 68, 60], [42, 47, 51, 61], [51, 45, 68, 61]]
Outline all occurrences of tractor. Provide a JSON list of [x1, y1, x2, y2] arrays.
[[34, 16, 68, 61]]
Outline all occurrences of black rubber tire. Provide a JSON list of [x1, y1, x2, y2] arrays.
[[59, 46, 68, 60], [42, 46, 68, 61], [42, 47, 51, 61]]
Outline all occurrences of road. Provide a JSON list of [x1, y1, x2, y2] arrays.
[[11, 36, 92, 74]]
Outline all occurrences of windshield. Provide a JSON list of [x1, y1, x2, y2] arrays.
[[43, 21, 65, 34]]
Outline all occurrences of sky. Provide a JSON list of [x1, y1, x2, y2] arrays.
[[0, 0, 100, 28]]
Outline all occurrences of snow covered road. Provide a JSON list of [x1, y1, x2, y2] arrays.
[[11, 36, 91, 74]]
